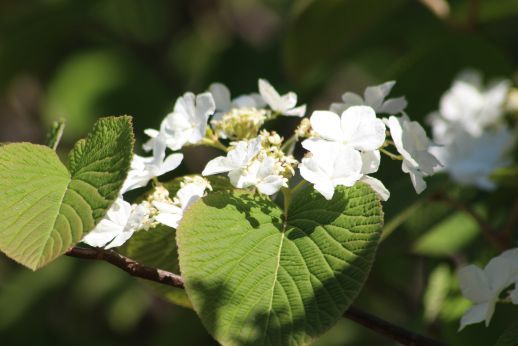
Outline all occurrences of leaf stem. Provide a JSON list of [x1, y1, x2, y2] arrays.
[[46, 119, 65, 150], [290, 179, 307, 195], [380, 148, 403, 161]]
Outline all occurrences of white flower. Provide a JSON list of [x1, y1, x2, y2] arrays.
[[202, 136, 261, 176], [330, 81, 407, 115], [303, 106, 386, 152], [299, 141, 363, 200], [152, 177, 212, 229], [121, 151, 183, 193], [434, 70, 510, 137], [202, 136, 286, 195], [144, 92, 215, 151], [359, 150, 390, 201], [82, 198, 151, 249], [209, 82, 265, 118], [458, 257, 514, 330], [387, 115, 441, 194], [430, 127, 514, 190], [258, 78, 306, 117], [229, 156, 287, 195]]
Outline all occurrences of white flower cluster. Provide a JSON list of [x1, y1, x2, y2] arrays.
[[428, 70, 515, 190], [300, 81, 440, 200], [82, 79, 304, 248], [82, 78, 441, 247], [458, 248, 518, 330]]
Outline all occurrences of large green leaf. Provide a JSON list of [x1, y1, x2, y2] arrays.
[[495, 321, 518, 346], [177, 184, 383, 345], [0, 116, 134, 270]]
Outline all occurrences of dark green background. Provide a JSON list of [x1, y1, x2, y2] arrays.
[[0, 0, 517, 345]]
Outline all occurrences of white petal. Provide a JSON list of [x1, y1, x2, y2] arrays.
[[257, 175, 285, 195], [459, 303, 491, 331], [379, 96, 407, 114], [209, 82, 232, 112], [155, 212, 182, 229], [82, 219, 121, 247], [313, 180, 336, 200], [310, 111, 343, 142], [202, 157, 234, 176], [458, 264, 492, 303], [402, 160, 427, 194], [284, 104, 306, 117], [195, 92, 216, 123], [510, 286, 518, 305], [364, 81, 396, 111], [158, 153, 184, 177], [341, 106, 386, 151], [484, 257, 513, 293], [258, 78, 282, 111], [341, 92, 364, 105], [360, 175, 390, 201], [105, 229, 137, 249], [361, 150, 381, 174]]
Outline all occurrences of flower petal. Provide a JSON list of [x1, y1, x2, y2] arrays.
[[202, 156, 234, 176], [364, 81, 396, 110], [360, 175, 390, 201], [458, 264, 492, 303], [310, 110, 343, 142], [209, 82, 232, 112], [459, 303, 491, 331], [341, 106, 386, 151]]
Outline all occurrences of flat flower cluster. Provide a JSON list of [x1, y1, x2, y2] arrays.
[[458, 248, 518, 330], [83, 78, 440, 249], [428, 70, 515, 190]]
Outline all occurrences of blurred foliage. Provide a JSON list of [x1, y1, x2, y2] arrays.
[[0, 0, 517, 345]]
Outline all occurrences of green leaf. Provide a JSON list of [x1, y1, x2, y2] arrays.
[[491, 165, 518, 188], [177, 184, 383, 345], [495, 321, 518, 346], [0, 116, 134, 270], [412, 212, 479, 257]]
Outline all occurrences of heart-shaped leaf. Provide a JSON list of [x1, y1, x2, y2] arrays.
[[0, 116, 133, 270], [177, 183, 383, 345]]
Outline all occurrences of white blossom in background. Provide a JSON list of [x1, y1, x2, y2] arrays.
[[82, 198, 152, 249], [458, 255, 517, 330], [258, 78, 306, 117], [151, 177, 212, 229], [299, 141, 363, 200], [144, 91, 215, 151], [330, 81, 407, 115], [429, 70, 510, 140], [386, 115, 441, 194], [430, 127, 514, 190], [303, 106, 386, 152]]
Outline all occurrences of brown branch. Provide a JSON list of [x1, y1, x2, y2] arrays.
[[345, 306, 447, 346], [66, 246, 446, 346], [65, 246, 184, 288], [430, 192, 505, 250]]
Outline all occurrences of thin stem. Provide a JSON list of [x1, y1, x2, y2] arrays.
[[201, 138, 228, 152], [65, 245, 446, 345], [281, 187, 291, 221], [380, 148, 403, 161], [290, 180, 307, 195], [46, 119, 65, 150], [280, 134, 298, 154], [430, 192, 505, 250], [345, 306, 446, 346], [381, 199, 425, 242]]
